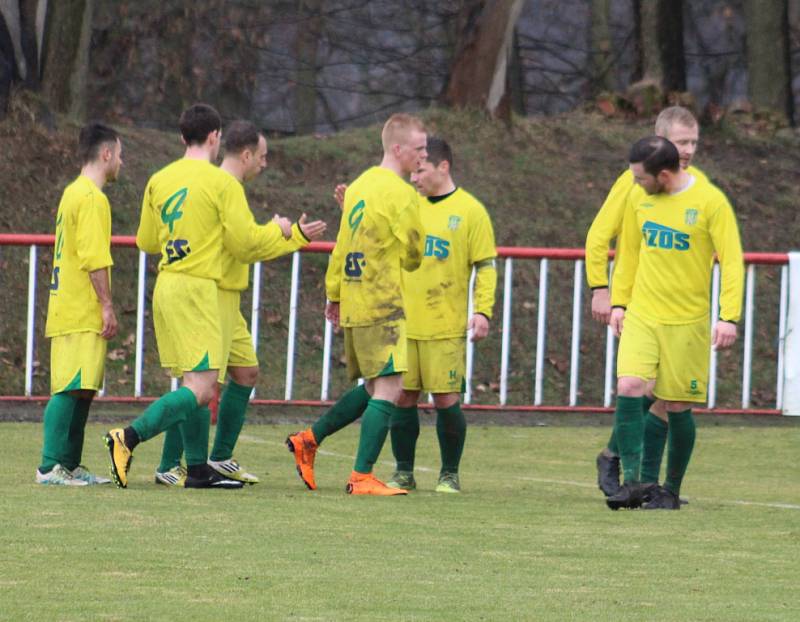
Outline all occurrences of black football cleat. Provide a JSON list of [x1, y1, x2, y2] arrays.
[[184, 465, 244, 489], [606, 482, 647, 510], [596, 452, 621, 497], [643, 486, 680, 510]]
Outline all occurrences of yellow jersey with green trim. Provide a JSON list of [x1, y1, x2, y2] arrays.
[[403, 188, 497, 340], [45, 175, 113, 337], [137, 160, 297, 282], [611, 175, 744, 324], [325, 166, 424, 327], [586, 165, 707, 288]]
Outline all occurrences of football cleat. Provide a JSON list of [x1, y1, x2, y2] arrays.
[[35, 464, 89, 486], [345, 471, 407, 496], [643, 485, 681, 510], [70, 465, 111, 485], [386, 470, 416, 490], [596, 451, 621, 497], [435, 472, 461, 494], [103, 428, 133, 489], [286, 429, 318, 490], [154, 465, 188, 487], [606, 482, 647, 510], [208, 458, 259, 484], [184, 465, 244, 489]]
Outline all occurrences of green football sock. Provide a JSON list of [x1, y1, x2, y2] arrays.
[[64, 397, 92, 470], [130, 386, 197, 442], [664, 409, 696, 496], [181, 405, 211, 467], [39, 393, 77, 473], [390, 406, 419, 472], [312, 384, 370, 445], [157, 425, 184, 472], [640, 412, 668, 484], [613, 395, 644, 483], [606, 429, 619, 455], [353, 399, 393, 474], [210, 381, 253, 462], [436, 402, 466, 474]]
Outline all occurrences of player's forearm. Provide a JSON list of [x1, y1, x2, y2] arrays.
[[89, 268, 113, 307], [718, 259, 744, 323], [585, 222, 616, 288]]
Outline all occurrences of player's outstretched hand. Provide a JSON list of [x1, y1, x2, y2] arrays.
[[101, 304, 118, 339], [333, 184, 347, 209], [610, 307, 625, 338], [468, 313, 489, 342], [273, 214, 293, 239], [325, 301, 340, 328], [712, 320, 737, 350], [298, 213, 327, 240], [591, 287, 611, 324]]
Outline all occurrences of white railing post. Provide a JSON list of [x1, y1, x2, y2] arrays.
[[249, 261, 262, 399], [569, 260, 583, 406], [782, 253, 800, 415], [284, 252, 301, 401], [534, 258, 548, 406], [320, 316, 333, 401], [499, 258, 513, 405], [707, 264, 721, 408], [776, 265, 789, 411], [741, 264, 755, 408], [464, 268, 476, 404], [25, 245, 37, 397], [134, 251, 147, 398]]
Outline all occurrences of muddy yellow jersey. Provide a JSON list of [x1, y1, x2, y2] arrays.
[[403, 188, 497, 339], [586, 165, 707, 288], [137, 160, 284, 281], [325, 166, 424, 327], [45, 175, 113, 337], [611, 175, 744, 324]]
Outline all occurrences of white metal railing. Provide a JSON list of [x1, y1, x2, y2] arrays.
[[1, 235, 792, 414]]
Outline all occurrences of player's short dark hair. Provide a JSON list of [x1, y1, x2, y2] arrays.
[[77, 122, 119, 164], [426, 136, 453, 169], [179, 103, 222, 146], [223, 120, 262, 155], [628, 136, 679, 176]]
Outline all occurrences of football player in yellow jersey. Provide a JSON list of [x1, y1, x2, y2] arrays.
[[605, 136, 743, 510], [153, 120, 326, 487], [385, 137, 497, 494], [36, 123, 122, 486], [286, 113, 426, 496], [104, 104, 301, 489], [587, 107, 707, 498]]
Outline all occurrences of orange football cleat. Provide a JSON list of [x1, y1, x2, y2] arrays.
[[345, 471, 408, 496], [286, 428, 318, 490]]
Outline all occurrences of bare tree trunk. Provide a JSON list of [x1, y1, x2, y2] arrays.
[[633, 0, 685, 90], [743, 0, 794, 124], [40, 0, 91, 118], [441, 0, 525, 119], [293, 0, 322, 135], [590, 0, 614, 94]]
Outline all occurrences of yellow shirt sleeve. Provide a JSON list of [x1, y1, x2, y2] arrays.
[[325, 228, 346, 303], [391, 193, 424, 272], [469, 204, 497, 319], [585, 170, 634, 288], [136, 180, 161, 255], [708, 198, 744, 322], [76, 194, 113, 272], [609, 189, 641, 309]]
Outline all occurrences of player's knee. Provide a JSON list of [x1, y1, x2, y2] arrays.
[[397, 390, 420, 408], [664, 400, 692, 412], [432, 393, 459, 409], [617, 376, 646, 397], [229, 365, 258, 387]]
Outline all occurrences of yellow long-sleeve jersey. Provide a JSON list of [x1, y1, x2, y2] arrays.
[[585, 165, 707, 288], [325, 166, 424, 327], [403, 188, 497, 340], [45, 175, 114, 337], [611, 175, 744, 324]]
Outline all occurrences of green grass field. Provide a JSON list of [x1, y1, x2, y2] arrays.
[[1, 418, 799, 621]]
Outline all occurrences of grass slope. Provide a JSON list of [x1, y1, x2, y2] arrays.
[[1, 420, 799, 621], [1, 97, 798, 408]]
